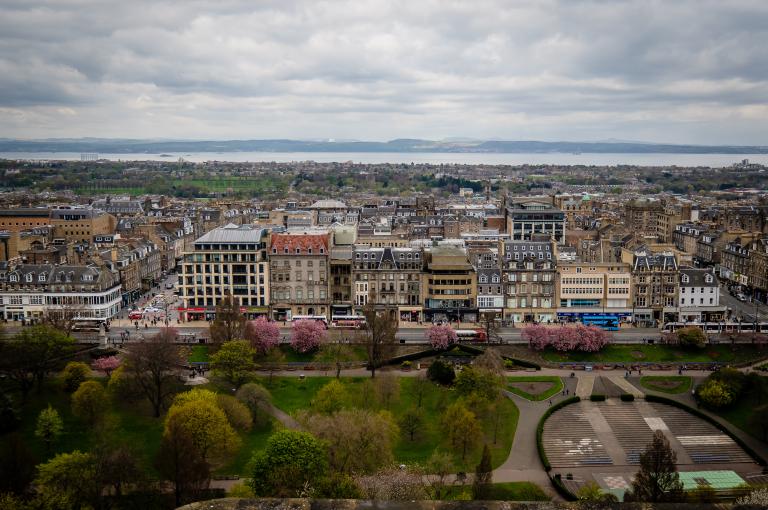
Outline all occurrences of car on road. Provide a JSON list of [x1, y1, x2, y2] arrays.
[[165, 282, 174, 289], [736, 293, 748, 302]]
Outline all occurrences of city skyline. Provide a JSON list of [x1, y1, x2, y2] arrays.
[[1, 1, 767, 144]]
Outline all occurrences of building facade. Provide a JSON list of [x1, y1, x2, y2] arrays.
[[269, 232, 330, 320]]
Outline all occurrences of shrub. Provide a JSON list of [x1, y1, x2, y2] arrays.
[[235, 383, 272, 425], [620, 393, 635, 402], [61, 362, 90, 393], [675, 326, 707, 348], [106, 365, 138, 402], [71, 381, 108, 424], [697, 379, 735, 409], [590, 394, 606, 402], [216, 394, 253, 431], [427, 359, 456, 385]]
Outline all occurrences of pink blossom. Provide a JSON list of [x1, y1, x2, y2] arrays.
[[521, 323, 611, 352], [427, 324, 459, 349], [245, 316, 281, 354], [92, 355, 121, 377], [522, 324, 551, 351], [290, 320, 327, 353]]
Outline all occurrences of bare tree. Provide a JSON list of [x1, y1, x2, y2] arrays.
[[209, 294, 246, 344], [124, 328, 187, 418], [361, 302, 397, 379], [479, 312, 502, 344], [43, 304, 88, 337]]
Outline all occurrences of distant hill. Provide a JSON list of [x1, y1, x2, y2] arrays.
[[0, 138, 766, 154]]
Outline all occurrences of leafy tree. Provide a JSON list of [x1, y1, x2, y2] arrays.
[[235, 382, 272, 426], [425, 450, 454, 500], [34, 451, 100, 510], [92, 440, 144, 499], [441, 401, 481, 462], [312, 379, 348, 414], [156, 420, 210, 508], [216, 394, 253, 431], [250, 429, 328, 497], [455, 365, 503, 403], [312, 473, 363, 499], [427, 324, 459, 349], [210, 339, 256, 388], [472, 444, 493, 500], [302, 409, 399, 474], [124, 328, 186, 417], [399, 406, 423, 441], [0, 325, 74, 400], [409, 373, 429, 408], [71, 380, 108, 425], [61, 361, 90, 393], [291, 319, 327, 353], [427, 359, 456, 385], [92, 355, 121, 378], [0, 392, 19, 433], [244, 316, 280, 355], [209, 294, 246, 344], [374, 372, 400, 409], [164, 399, 241, 467], [172, 387, 217, 407], [35, 405, 63, 454], [362, 303, 397, 378], [626, 430, 683, 502], [697, 379, 735, 409], [675, 326, 707, 348]]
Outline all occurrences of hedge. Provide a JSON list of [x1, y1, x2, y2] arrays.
[[536, 396, 581, 471], [620, 393, 635, 402], [590, 394, 606, 401], [644, 394, 767, 466]]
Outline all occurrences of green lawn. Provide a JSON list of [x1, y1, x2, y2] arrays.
[[218, 418, 274, 476], [251, 375, 518, 471], [189, 345, 209, 363], [541, 344, 767, 364], [443, 482, 549, 501], [274, 344, 368, 363], [639, 376, 693, 394], [507, 376, 563, 401]]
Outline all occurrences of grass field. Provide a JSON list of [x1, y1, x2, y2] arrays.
[[507, 376, 563, 401], [189, 345, 209, 363], [541, 344, 767, 364], [275, 344, 368, 363], [443, 482, 549, 501], [639, 376, 693, 394], [253, 375, 518, 471]]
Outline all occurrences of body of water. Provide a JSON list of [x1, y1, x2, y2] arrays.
[[1, 151, 766, 167]]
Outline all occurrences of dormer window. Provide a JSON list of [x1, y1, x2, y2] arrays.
[[308, 248, 312, 254], [320, 248, 324, 254], [705, 275, 713, 283], [83, 274, 93, 282], [26, 273, 33, 282], [39, 274, 46, 282], [272, 248, 277, 254], [492, 275, 500, 283], [284, 248, 288, 254], [480, 275, 488, 283], [682, 275, 690, 284], [296, 248, 301, 254], [9, 274, 18, 282]]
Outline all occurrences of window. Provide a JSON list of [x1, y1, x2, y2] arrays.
[[9, 274, 17, 282], [25, 273, 33, 282]]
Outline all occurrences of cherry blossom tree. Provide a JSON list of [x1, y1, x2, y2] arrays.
[[427, 324, 458, 349], [245, 317, 281, 355], [576, 324, 611, 352], [522, 324, 551, 350], [92, 356, 121, 378], [290, 320, 327, 353], [551, 327, 580, 351]]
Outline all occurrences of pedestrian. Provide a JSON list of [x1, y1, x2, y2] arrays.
[[549, 399, 552, 406], [566, 388, 569, 395]]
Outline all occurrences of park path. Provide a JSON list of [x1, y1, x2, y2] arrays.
[[607, 375, 644, 398]]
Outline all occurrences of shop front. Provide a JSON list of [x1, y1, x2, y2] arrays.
[[398, 306, 423, 324]]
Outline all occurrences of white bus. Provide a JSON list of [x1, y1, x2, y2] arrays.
[[331, 314, 367, 329], [291, 315, 329, 327]]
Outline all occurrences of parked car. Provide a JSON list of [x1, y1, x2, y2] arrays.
[[736, 293, 748, 302]]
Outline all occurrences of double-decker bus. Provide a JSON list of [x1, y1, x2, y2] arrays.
[[291, 315, 329, 328], [330, 315, 367, 329], [455, 329, 487, 342], [581, 315, 620, 331]]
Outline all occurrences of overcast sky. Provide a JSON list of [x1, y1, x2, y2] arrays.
[[1, 0, 766, 144]]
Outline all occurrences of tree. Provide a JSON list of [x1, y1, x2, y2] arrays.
[[574, 324, 611, 352], [522, 324, 551, 350], [34, 451, 100, 510], [427, 359, 456, 385], [697, 379, 735, 409], [374, 372, 400, 409], [356, 465, 426, 501], [441, 401, 481, 462], [35, 405, 63, 455], [427, 324, 458, 349], [362, 303, 397, 378], [210, 339, 255, 388], [312, 379, 348, 414], [318, 340, 357, 379], [93, 440, 144, 499], [156, 420, 210, 508], [576, 481, 619, 508], [626, 430, 683, 503], [291, 319, 327, 353], [302, 409, 399, 474], [399, 406, 423, 441], [71, 380, 108, 425], [455, 365, 503, 403], [675, 326, 707, 348], [124, 328, 186, 417], [244, 316, 280, 355], [0, 325, 74, 400], [0, 392, 19, 433], [472, 444, 493, 500], [92, 356, 121, 378], [474, 348, 505, 377], [250, 429, 328, 497], [0, 434, 36, 496], [424, 450, 454, 500], [61, 361, 90, 392], [42, 304, 88, 337], [235, 382, 272, 426], [164, 399, 241, 467], [479, 313, 502, 344], [209, 294, 246, 344], [410, 373, 429, 408], [261, 346, 286, 387], [216, 394, 253, 431], [736, 487, 768, 507]]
